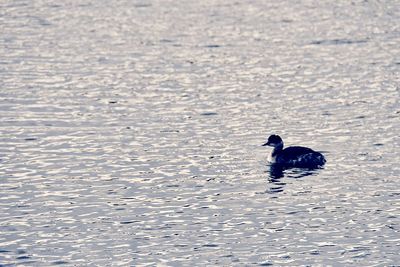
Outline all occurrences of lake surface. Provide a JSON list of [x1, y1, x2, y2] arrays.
[[1, 0, 399, 266]]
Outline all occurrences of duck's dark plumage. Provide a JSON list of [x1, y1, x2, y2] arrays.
[[274, 146, 325, 168]]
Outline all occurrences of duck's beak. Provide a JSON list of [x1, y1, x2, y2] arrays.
[[262, 142, 270, 146]]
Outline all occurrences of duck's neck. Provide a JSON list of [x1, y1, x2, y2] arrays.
[[272, 142, 284, 157]]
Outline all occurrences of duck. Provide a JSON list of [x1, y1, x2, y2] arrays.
[[262, 134, 326, 168]]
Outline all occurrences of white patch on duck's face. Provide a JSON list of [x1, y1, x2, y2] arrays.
[[267, 141, 283, 163], [269, 141, 283, 148]]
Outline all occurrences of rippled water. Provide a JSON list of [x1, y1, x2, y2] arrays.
[[1, 0, 400, 266]]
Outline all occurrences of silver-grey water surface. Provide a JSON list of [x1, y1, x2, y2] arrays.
[[1, 0, 399, 266]]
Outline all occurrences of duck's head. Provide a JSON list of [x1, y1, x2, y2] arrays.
[[262, 134, 283, 147]]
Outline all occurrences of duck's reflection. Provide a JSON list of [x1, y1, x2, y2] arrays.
[[266, 163, 321, 193]]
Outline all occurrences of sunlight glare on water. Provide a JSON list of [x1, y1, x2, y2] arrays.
[[0, 0, 399, 266]]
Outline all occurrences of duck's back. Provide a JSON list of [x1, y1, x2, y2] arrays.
[[276, 146, 326, 168]]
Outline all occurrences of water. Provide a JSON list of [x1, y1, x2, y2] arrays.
[[1, 0, 399, 266]]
